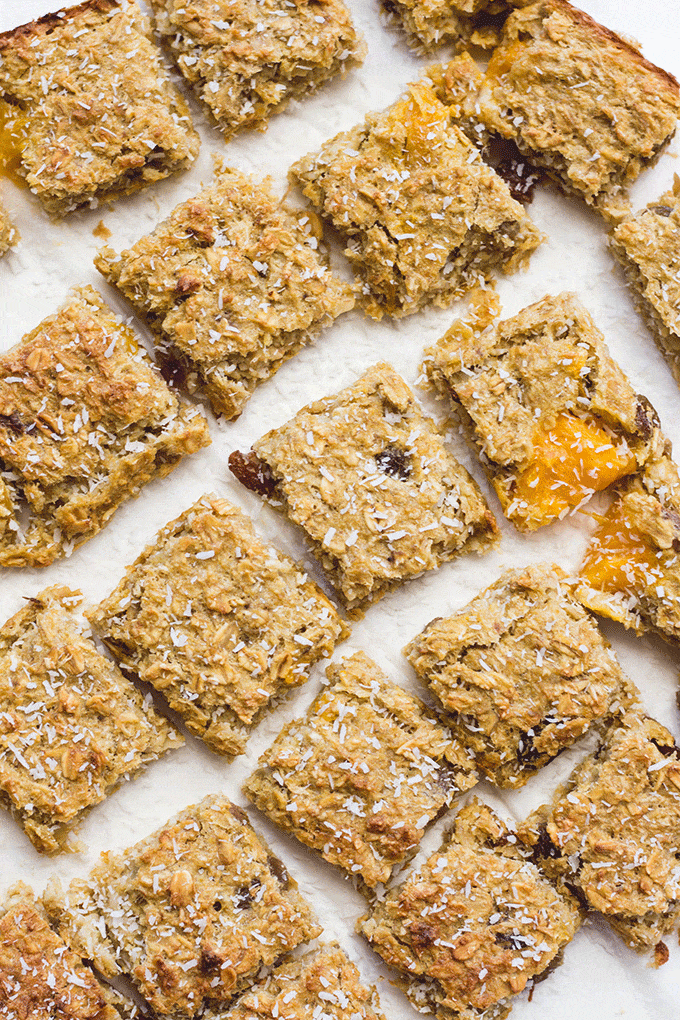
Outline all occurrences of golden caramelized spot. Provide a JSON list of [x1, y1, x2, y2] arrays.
[[512, 413, 637, 528], [385, 83, 451, 163], [580, 500, 666, 594], [0, 100, 28, 187], [484, 40, 524, 85], [118, 323, 139, 355]]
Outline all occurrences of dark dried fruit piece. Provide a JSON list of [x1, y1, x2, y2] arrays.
[[0, 411, 25, 435], [533, 824, 562, 861], [267, 853, 290, 887], [229, 450, 278, 498], [635, 395, 659, 440], [652, 206, 673, 217], [375, 445, 411, 479], [483, 137, 543, 205]]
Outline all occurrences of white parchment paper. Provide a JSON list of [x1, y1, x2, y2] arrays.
[[1, 2, 679, 1017]]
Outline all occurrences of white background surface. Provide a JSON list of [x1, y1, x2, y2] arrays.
[[1, 1, 680, 1018]]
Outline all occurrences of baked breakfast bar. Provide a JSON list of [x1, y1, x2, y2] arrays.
[[0, 586, 182, 854], [425, 292, 657, 530], [405, 563, 638, 788], [95, 162, 354, 419], [0, 286, 210, 568], [245, 651, 477, 889], [149, 0, 365, 140], [229, 363, 498, 617], [0, 0, 199, 216], [88, 494, 348, 759]]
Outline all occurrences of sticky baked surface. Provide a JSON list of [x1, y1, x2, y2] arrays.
[[290, 80, 543, 319], [610, 176, 680, 385], [245, 651, 477, 889], [45, 796, 321, 1017], [406, 563, 639, 787], [0, 586, 182, 855], [149, 0, 365, 140], [0, 0, 199, 216], [465, 0, 680, 216], [426, 292, 657, 530], [521, 712, 680, 955], [96, 163, 355, 419], [577, 430, 680, 645], [359, 800, 581, 1020], [88, 494, 348, 759], [0, 286, 211, 568], [207, 943, 386, 1020], [230, 363, 498, 617]]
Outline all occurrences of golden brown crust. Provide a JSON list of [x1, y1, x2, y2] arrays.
[[0, 0, 119, 50]]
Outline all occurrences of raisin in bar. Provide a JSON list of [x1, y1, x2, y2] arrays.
[[425, 291, 657, 531], [359, 799, 581, 1020], [521, 712, 680, 961], [245, 651, 476, 890], [610, 176, 680, 385], [576, 430, 680, 645], [88, 494, 348, 759], [382, 0, 509, 53], [443, 0, 680, 220], [229, 363, 498, 617], [0, 0, 199, 216], [95, 162, 354, 420], [0, 286, 210, 568], [44, 796, 321, 1017], [405, 563, 639, 788], [289, 79, 543, 319], [0, 586, 183, 855], [203, 944, 386, 1020], [0, 884, 135, 1020], [149, 0, 365, 141]]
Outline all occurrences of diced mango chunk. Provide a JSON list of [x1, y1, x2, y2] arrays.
[[511, 413, 637, 529], [0, 101, 27, 187], [581, 501, 666, 594]]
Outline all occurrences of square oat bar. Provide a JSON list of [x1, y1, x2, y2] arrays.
[[521, 712, 680, 958], [45, 796, 321, 1018], [610, 176, 680, 386], [425, 292, 656, 531], [455, 0, 680, 219], [0, 586, 182, 855], [229, 363, 498, 617], [0, 286, 210, 569], [149, 0, 365, 141], [359, 800, 581, 1020], [0, 884, 132, 1020], [576, 430, 680, 645], [289, 79, 543, 319], [244, 652, 477, 890], [405, 564, 639, 788], [0, 0, 199, 216], [206, 944, 386, 1020], [88, 494, 348, 759], [95, 162, 355, 420]]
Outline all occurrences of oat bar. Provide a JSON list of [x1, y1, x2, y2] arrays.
[[244, 651, 477, 889], [289, 79, 543, 319], [449, 0, 680, 220], [0, 884, 134, 1020], [382, 0, 509, 53], [425, 292, 657, 531], [0, 586, 182, 855], [44, 796, 320, 1018], [521, 712, 680, 958], [95, 162, 354, 419], [359, 799, 581, 1020], [405, 564, 638, 788], [88, 494, 348, 759], [0, 0, 199, 216], [204, 944, 386, 1020], [610, 176, 680, 385], [576, 430, 680, 645], [149, 0, 365, 141], [0, 286, 210, 568], [229, 363, 498, 617]]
